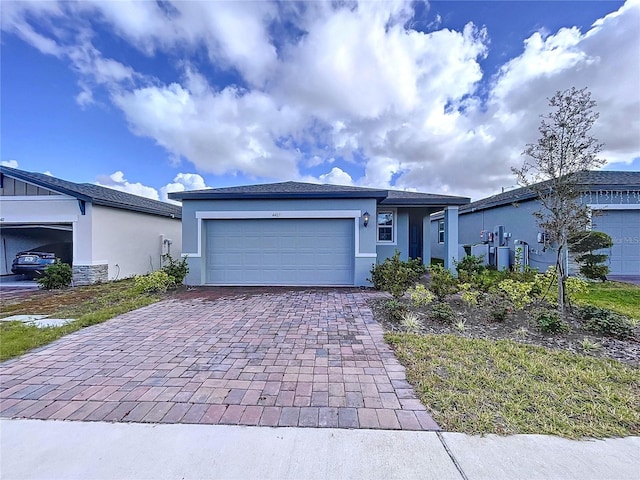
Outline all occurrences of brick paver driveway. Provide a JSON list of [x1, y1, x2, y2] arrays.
[[1, 289, 438, 430]]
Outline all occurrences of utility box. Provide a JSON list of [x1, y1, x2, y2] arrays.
[[471, 243, 489, 266], [497, 246, 511, 271]]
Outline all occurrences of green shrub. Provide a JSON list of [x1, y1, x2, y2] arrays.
[[569, 231, 613, 281], [507, 265, 539, 283], [36, 260, 72, 290], [529, 268, 587, 305], [535, 310, 569, 334], [565, 276, 588, 300], [428, 264, 459, 301], [470, 269, 495, 292], [135, 271, 174, 293], [579, 306, 633, 339], [162, 254, 189, 284], [382, 299, 409, 322], [408, 284, 435, 307], [454, 254, 486, 283], [580, 263, 610, 281], [459, 283, 481, 306], [369, 251, 427, 299], [431, 302, 456, 324], [484, 293, 512, 322], [497, 279, 534, 310], [530, 267, 557, 303]]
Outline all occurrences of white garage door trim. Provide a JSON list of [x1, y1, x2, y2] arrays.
[[205, 218, 355, 286], [196, 210, 362, 219], [184, 210, 376, 259]]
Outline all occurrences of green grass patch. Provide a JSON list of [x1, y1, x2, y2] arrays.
[[573, 281, 640, 321], [386, 333, 640, 438], [0, 279, 162, 361]]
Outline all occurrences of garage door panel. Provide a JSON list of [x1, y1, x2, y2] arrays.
[[206, 218, 354, 285]]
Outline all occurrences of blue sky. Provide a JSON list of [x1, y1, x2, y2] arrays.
[[1, 0, 639, 202]]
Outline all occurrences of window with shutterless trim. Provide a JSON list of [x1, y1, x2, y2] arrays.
[[377, 211, 394, 242], [438, 220, 445, 244]]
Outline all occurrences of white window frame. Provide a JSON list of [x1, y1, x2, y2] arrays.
[[376, 208, 396, 245], [438, 220, 445, 244]]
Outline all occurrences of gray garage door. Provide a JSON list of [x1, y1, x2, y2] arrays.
[[592, 210, 640, 275], [205, 218, 354, 285]]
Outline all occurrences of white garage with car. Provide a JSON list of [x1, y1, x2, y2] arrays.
[[0, 166, 182, 285]]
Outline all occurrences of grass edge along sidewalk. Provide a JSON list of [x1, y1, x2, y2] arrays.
[[386, 332, 640, 439]]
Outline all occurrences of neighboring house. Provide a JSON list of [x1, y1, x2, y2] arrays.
[[169, 182, 469, 286], [0, 166, 182, 284], [430, 171, 640, 276]]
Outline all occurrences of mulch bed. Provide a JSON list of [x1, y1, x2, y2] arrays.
[[369, 294, 640, 367]]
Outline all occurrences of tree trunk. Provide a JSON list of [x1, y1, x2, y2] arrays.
[[556, 247, 565, 315]]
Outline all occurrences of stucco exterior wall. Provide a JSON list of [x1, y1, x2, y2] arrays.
[[91, 205, 182, 280], [181, 197, 378, 286]]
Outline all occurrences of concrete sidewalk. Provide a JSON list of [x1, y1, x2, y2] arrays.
[[1, 419, 638, 480]]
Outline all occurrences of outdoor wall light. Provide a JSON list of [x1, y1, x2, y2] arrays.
[[363, 211, 370, 227]]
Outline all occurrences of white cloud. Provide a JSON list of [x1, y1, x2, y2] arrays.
[[2, 0, 639, 200], [318, 167, 354, 186], [112, 77, 301, 179], [0, 1, 65, 57], [160, 172, 209, 204], [97, 170, 210, 205], [394, 0, 640, 197], [96, 171, 160, 201], [1, 160, 19, 168]]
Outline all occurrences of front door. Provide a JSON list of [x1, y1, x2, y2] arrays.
[[409, 222, 422, 260]]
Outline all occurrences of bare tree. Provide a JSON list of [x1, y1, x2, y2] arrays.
[[513, 87, 604, 314]]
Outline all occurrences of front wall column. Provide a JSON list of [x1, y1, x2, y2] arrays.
[[444, 206, 459, 274], [422, 214, 431, 265]]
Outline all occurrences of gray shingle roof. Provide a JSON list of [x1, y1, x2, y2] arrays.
[[460, 170, 640, 214], [170, 181, 388, 199], [382, 189, 470, 206], [0, 166, 181, 219], [170, 180, 470, 206]]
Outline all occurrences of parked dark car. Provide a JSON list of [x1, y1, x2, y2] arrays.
[[11, 242, 72, 277]]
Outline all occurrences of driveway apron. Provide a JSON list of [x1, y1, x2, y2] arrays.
[[0, 290, 438, 430]]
